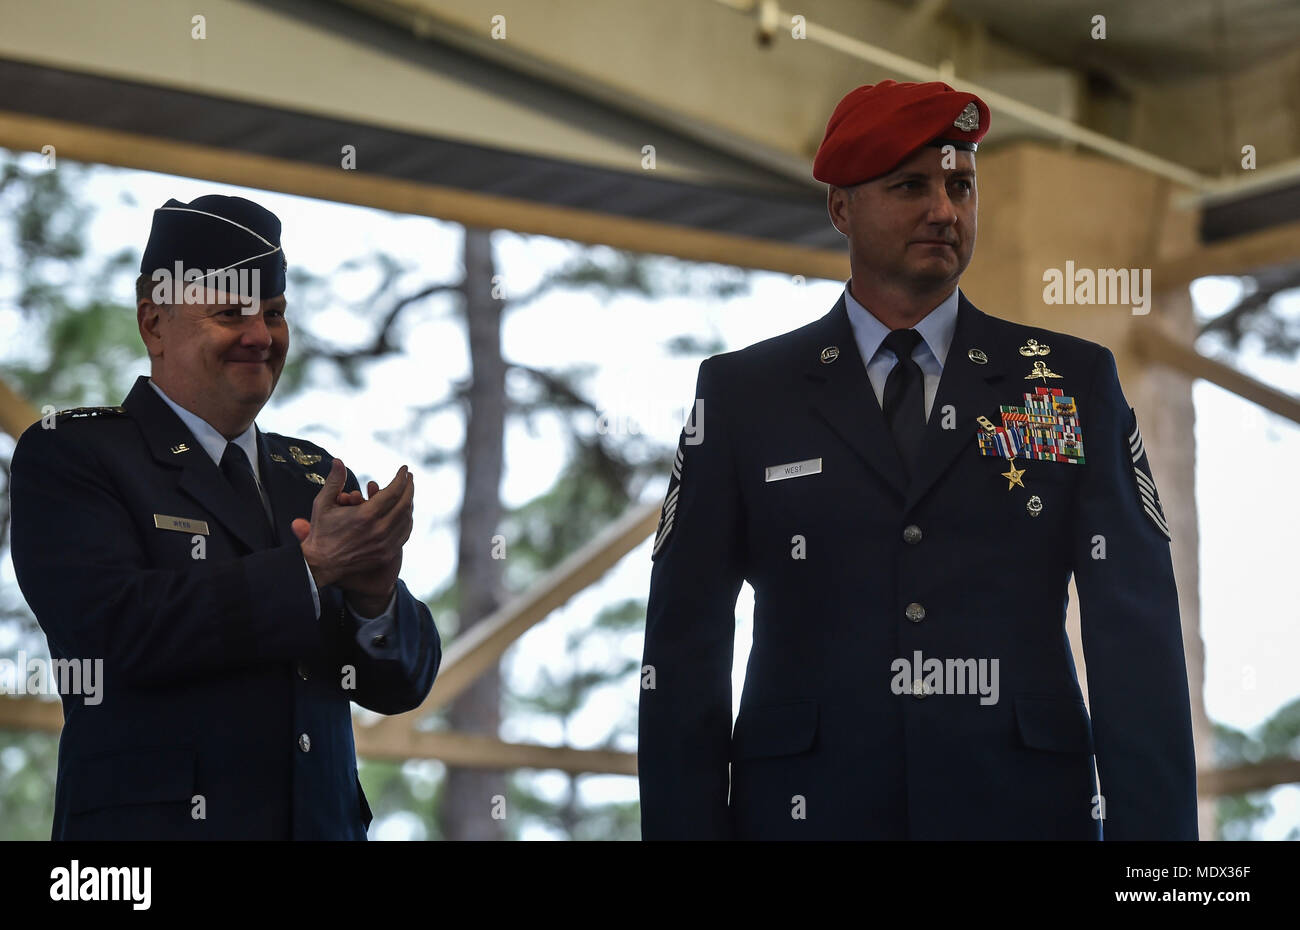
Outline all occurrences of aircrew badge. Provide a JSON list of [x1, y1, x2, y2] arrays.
[[288, 445, 322, 466]]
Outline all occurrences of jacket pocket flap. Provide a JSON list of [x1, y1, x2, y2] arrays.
[[731, 700, 818, 760], [1015, 695, 1094, 754], [68, 748, 197, 814]]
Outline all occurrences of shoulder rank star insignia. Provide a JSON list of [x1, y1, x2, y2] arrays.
[[1018, 338, 1050, 357], [57, 405, 126, 418], [288, 445, 322, 466], [270, 453, 287, 462], [305, 472, 326, 485], [1025, 360, 1062, 382], [953, 101, 980, 132]]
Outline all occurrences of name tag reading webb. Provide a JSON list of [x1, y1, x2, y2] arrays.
[[765, 458, 823, 482], [154, 514, 210, 535]]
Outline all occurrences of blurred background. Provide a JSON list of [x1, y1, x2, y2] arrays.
[[0, 0, 1297, 840]]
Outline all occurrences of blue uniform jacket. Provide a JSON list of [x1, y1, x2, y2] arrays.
[[10, 375, 441, 840], [639, 293, 1198, 840]]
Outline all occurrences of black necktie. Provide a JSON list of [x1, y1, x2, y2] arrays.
[[881, 329, 926, 476], [220, 441, 274, 547]]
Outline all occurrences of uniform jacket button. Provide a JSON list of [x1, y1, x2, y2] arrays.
[[371, 633, 388, 648], [912, 679, 929, 699], [905, 602, 926, 623], [298, 733, 311, 752], [296, 662, 309, 681], [902, 524, 922, 544]]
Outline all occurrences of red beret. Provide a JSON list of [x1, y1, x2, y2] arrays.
[[813, 80, 991, 186]]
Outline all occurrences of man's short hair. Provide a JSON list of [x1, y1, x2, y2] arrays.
[[136, 272, 174, 313]]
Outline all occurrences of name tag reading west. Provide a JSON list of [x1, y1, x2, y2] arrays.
[[153, 514, 210, 535], [765, 458, 823, 482]]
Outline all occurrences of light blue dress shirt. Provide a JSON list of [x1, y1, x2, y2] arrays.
[[147, 379, 395, 621], [842, 284, 960, 422]]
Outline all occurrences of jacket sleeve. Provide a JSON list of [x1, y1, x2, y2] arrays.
[[9, 422, 323, 688], [639, 357, 746, 839], [319, 576, 441, 716], [1069, 347, 1199, 840]]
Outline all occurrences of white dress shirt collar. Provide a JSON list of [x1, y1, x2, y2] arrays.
[[147, 379, 261, 482]]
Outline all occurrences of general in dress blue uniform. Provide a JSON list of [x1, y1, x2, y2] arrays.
[[638, 82, 1197, 840], [10, 195, 440, 840]]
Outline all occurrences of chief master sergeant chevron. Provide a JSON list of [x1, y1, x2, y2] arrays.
[[9, 194, 440, 840], [638, 81, 1197, 840]]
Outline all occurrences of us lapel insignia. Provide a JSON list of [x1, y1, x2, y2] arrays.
[[1018, 338, 1050, 357], [1025, 360, 1062, 382], [1128, 412, 1171, 540], [270, 453, 287, 463], [820, 346, 839, 364], [967, 348, 988, 365], [289, 445, 322, 466], [305, 472, 326, 485], [170, 443, 190, 454]]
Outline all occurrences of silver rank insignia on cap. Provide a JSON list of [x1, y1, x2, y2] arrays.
[[953, 102, 980, 132]]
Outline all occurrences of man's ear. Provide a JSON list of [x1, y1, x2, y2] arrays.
[[827, 186, 851, 238], [137, 300, 165, 357]]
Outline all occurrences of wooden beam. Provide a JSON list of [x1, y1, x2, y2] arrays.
[[1198, 757, 1300, 797], [1152, 220, 1300, 288], [0, 695, 636, 775], [374, 500, 661, 732], [354, 723, 637, 775], [4, 696, 1294, 788], [0, 695, 63, 732], [1133, 325, 1300, 426], [0, 110, 848, 281], [0, 375, 39, 442]]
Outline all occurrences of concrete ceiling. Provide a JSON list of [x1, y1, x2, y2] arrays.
[[943, 0, 1300, 83]]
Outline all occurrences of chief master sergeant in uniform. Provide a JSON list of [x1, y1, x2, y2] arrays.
[[638, 81, 1198, 840], [9, 194, 441, 839]]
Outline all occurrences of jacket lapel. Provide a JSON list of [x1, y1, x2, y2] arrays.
[[803, 297, 908, 499], [258, 430, 315, 546], [903, 293, 1009, 511], [121, 375, 270, 553]]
